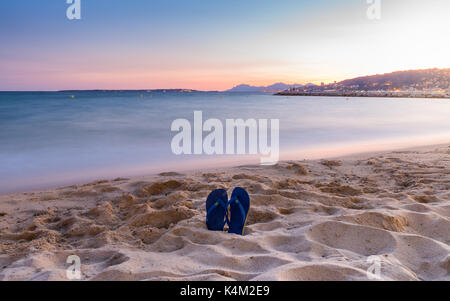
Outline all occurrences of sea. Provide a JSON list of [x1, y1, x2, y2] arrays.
[[1, 91, 449, 194]]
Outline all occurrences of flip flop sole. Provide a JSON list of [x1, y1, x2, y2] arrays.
[[228, 187, 250, 235], [206, 189, 228, 231]]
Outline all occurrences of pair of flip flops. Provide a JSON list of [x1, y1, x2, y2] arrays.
[[206, 187, 250, 235]]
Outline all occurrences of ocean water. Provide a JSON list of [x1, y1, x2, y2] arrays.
[[1, 91, 450, 194]]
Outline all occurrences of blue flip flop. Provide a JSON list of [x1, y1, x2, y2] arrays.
[[228, 187, 250, 235], [206, 189, 229, 231]]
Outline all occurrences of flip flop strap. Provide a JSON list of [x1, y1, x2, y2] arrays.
[[206, 199, 230, 227], [228, 196, 247, 225]]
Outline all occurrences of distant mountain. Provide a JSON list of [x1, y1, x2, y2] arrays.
[[227, 82, 306, 92]]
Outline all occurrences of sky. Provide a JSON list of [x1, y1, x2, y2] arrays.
[[0, 0, 449, 91]]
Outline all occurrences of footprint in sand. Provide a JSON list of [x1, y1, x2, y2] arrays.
[[306, 221, 397, 256], [394, 234, 450, 280]]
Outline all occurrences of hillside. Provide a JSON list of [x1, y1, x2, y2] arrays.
[[227, 83, 305, 92], [338, 68, 450, 91], [277, 68, 450, 98]]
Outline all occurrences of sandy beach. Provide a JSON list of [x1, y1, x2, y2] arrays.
[[0, 144, 449, 281]]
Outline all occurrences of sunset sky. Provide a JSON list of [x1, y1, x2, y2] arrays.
[[1, 0, 449, 91]]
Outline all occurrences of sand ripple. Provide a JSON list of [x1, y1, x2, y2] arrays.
[[0, 145, 449, 280]]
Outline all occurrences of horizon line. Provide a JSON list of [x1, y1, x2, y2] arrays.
[[1, 67, 448, 93]]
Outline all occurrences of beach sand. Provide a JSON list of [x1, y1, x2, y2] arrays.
[[0, 144, 449, 281]]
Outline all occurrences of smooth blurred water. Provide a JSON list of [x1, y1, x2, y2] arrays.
[[1, 91, 449, 193]]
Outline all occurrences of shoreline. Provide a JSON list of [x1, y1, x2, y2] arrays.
[[2, 141, 449, 197], [0, 143, 449, 280], [276, 92, 450, 99]]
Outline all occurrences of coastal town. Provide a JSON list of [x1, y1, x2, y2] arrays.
[[277, 89, 450, 98], [277, 68, 450, 98]]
